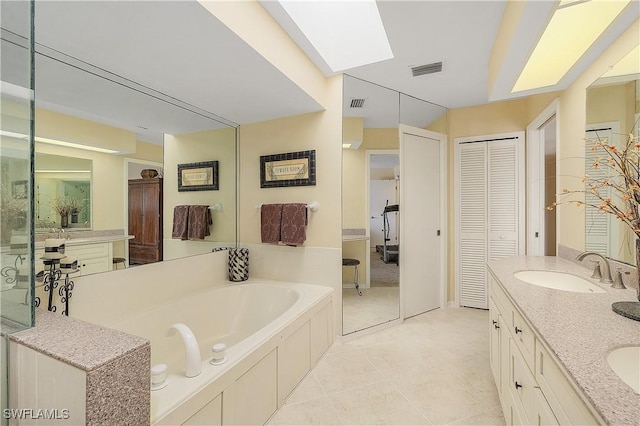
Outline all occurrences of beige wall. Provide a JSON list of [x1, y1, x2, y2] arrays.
[[163, 127, 237, 259], [238, 77, 343, 248], [36, 108, 136, 154]]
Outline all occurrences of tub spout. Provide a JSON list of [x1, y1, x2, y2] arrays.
[[169, 323, 202, 378]]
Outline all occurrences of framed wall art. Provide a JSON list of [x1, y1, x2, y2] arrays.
[[177, 161, 218, 191], [260, 150, 316, 188]]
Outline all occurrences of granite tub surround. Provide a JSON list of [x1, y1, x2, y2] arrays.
[[487, 256, 640, 425], [9, 309, 150, 425]]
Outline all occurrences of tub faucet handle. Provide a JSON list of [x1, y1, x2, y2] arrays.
[[612, 269, 628, 290], [211, 343, 227, 365]]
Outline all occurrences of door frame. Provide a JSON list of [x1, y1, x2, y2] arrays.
[[123, 157, 163, 267], [399, 124, 448, 318], [365, 149, 399, 290], [526, 98, 559, 256]]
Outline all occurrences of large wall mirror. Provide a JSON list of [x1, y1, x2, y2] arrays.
[[585, 45, 639, 265], [1, 4, 239, 285], [342, 75, 447, 335], [343, 75, 400, 335]]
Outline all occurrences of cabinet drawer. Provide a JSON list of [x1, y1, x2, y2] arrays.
[[490, 276, 511, 317], [65, 242, 110, 260], [535, 341, 598, 425], [512, 309, 535, 371]]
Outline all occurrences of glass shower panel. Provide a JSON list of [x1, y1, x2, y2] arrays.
[[1, 0, 35, 423]]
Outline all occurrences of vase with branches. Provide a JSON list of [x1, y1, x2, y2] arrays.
[[51, 197, 71, 228], [550, 126, 640, 311]]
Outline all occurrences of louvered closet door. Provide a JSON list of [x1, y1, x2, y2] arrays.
[[488, 140, 520, 262], [457, 135, 522, 309], [458, 143, 488, 308], [584, 128, 611, 255]]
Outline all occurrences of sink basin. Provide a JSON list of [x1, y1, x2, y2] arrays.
[[607, 346, 640, 393], [513, 270, 606, 293]]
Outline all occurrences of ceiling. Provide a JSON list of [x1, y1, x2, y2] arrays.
[[1, 0, 638, 142]]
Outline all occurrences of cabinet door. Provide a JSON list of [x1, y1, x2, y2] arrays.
[[489, 297, 501, 389], [129, 183, 143, 243], [141, 183, 160, 246]]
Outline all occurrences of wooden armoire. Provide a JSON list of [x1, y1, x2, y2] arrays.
[[128, 178, 163, 264]]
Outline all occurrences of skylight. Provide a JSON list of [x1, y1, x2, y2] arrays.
[[278, 0, 393, 72], [512, 0, 630, 93]]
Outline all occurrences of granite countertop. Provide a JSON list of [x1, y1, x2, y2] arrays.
[[342, 228, 369, 242], [9, 309, 149, 372], [487, 256, 640, 426], [34, 235, 134, 249]]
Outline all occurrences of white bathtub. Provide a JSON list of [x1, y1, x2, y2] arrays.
[[108, 279, 334, 425]]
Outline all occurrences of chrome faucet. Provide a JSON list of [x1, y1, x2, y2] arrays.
[[576, 252, 613, 284]]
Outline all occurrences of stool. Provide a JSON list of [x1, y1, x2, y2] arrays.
[[113, 257, 127, 270], [342, 258, 362, 296]]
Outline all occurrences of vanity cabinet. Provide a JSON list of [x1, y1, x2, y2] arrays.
[[128, 178, 163, 264], [35, 242, 113, 276], [489, 275, 598, 426]]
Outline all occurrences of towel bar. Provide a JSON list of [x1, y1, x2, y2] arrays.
[[256, 201, 319, 212]]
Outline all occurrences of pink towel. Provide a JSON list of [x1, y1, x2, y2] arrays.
[[172, 205, 189, 240], [281, 203, 307, 246], [261, 204, 283, 243]]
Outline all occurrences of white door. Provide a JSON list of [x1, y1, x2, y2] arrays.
[[370, 180, 397, 250], [400, 126, 446, 318]]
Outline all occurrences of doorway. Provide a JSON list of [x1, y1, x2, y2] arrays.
[[526, 100, 559, 256]]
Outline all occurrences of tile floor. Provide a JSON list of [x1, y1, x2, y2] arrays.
[[342, 287, 399, 334], [268, 307, 505, 426]]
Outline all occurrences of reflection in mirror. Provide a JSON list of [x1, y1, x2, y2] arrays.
[[342, 75, 400, 335], [585, 45, 639, 265], [2, 11, 238, 281], [35, 154, 92, 231]]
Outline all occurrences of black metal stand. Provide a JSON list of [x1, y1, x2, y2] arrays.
[[42, 260, 61, 313], [58, 273, 75, 316]]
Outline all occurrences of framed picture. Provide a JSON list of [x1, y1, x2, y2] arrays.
[[260, 150, 316, 188], [178, 161, 218, 191], [12, 180, 27, 199]]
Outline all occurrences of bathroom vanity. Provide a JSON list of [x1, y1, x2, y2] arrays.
[[34, 234, 133, 275], [487, 256, 639, 425]]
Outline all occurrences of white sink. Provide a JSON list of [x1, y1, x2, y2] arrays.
[[607, 346, 640, 393], [513, 270, 606, 293]]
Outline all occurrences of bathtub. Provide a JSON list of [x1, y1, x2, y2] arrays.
[[107, 279, 334, 425]]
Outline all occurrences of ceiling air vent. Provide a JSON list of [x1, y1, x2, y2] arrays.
[[349, 98, 366, 108], [411, 62, 443, 77]]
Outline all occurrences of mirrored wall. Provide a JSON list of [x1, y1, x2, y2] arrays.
[[1, 1, 239, 290], [342, 75, 446, 335], [585, 45, 639, 265]]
